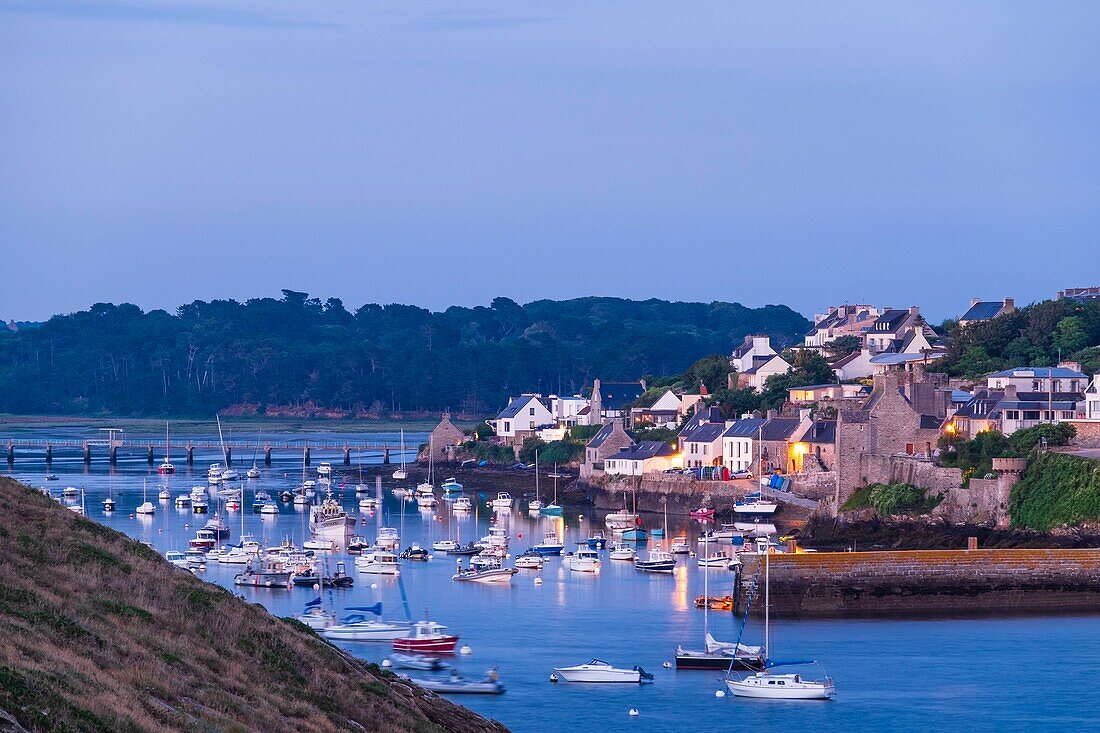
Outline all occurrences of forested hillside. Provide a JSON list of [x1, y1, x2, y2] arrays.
[[0, 292, 809, 417]]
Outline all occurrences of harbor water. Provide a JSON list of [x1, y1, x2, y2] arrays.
[[6, 431, 1097, 733]]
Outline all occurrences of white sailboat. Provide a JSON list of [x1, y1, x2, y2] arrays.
[[724, 537, 835, 699], [393, 429, 408, 480], [528, 449, 543, 512], [157, 421, 175, 474], [136, 478, 155, 515]]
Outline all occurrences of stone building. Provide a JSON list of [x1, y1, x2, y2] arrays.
[[581, 421, 634, 478], [424, 413, 466, 463]]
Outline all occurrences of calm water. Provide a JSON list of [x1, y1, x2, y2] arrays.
[[6, 430, 1097, 733]]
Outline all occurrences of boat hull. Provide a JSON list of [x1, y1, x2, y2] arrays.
[[675, 653, 765, 671], [634, 561, 675, 573], [725, 678, 834, 699], [554, 669, 641, 683], [393, 636, 459, 654], [452, 568, 517, 584]]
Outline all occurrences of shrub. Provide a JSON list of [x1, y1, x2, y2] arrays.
[[1010, 452, 1100, 530], [866, 482, 942, 516]]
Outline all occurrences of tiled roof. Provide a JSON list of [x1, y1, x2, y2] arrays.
[[954, 389, 1004, 419], [919, 415, 944, 430], [831, 350, 864, 369], [682, 423, 726, 443], [960, 301, 1007, 322], [872, 309, 910, 332], [597, 381, 646, 411], [803, 420, 836, 444]]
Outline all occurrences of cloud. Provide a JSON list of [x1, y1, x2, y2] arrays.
[[0, 0, 339, 30]]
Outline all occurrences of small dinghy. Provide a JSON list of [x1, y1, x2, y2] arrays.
[[410, 668, 504, 695], [389, 652, 447, 671]]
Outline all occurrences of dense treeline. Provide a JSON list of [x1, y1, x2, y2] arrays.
[[0, 292, 809, 417], [937, 298, 1100, 378]]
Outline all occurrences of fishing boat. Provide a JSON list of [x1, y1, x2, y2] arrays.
[[204, 514, 231, 540], [389, 652, 446, 671], [157, 422, 175, 474], [452, 565, 517, 583], [322, 604, 412, 642], [392, 430, 408, 480], [410, 668, 504, 694], [136, 479, 155, 515], [553, 660, 653, 684], [634, 549, 675, 574], [393, 620, 459, 654], [531, 530, 564, 556], [356, 549, 401, 575], [233, 558, 293, 588], [733, 493, 779, 517], [621, 524, 648, 542], [585, 530, 608, 549], [608, 544, 636, 561], [490, 492, 513, 510], [295, 597, 336, 629], [309, 487, 355, 540], [563, 548, 601, 573]]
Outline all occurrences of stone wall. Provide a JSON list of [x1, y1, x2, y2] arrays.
[[859, 454, 963, 493], [581, 475, 815, 518], [737, 548, 1100, 616], [1067, 420, 1100, 448], [934, 475, 1014, 527], [786, 471, 838, 501]]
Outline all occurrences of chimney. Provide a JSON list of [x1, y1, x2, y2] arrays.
[[909, 306, 920, 316], [639, 378, 647, 392], [1004, 384, 1017, 400], [766, 409, 777, 420], [971, 297, 981, 307], [1003, 297, 1014, 310]]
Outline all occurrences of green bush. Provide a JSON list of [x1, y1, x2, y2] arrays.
[[460, 441, 514, 464], [866, 482, 942, 516], [841, 486, 872, 510], [538, 440, 582, 465], [1008, 423, 1076, 455], [1010, 452, 1100, 530]]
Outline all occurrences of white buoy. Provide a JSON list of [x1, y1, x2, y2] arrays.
[[459, 645, 473, 656], [715, 690, 726, 698], [534, 577, 543, 585], [662, 660, 672, 669], [549, 673, 558, 683], [381, 659, 392, 668], [313, 583, 321, 590], [628, 708, 639, 717], [371, 583, 379, 590]]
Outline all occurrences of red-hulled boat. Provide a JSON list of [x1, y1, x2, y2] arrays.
[[392, 620, 459, 654], [690, 506, 716, 519]]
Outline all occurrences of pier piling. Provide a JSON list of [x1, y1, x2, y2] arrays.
[[343, 445, 351, 466], [304, 446, 311, 466], [383, 446, 390, 464], [264, 444, 272, 466], [109, 447, 117, 465], [186, 444, 194, 465], [6, 441, 13, 465], [226, 447, 232, 467], [147, 446, 154, 465], [45, 444, 52, 464], [83, 443, 91, 464]]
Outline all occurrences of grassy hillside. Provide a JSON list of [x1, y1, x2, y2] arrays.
[[1010, 453, 1100, 530], [0, 477, 507, 733]]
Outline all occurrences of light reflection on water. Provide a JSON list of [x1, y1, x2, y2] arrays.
[[6, 433, 1100, 733]]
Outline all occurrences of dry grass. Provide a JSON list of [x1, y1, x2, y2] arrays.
[[0, 477, 508, 733]]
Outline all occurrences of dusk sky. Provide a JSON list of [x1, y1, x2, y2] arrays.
[[2, 1, 1098, 323]]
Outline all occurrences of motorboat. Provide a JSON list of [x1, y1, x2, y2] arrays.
[[513, 550, 544, 569], [736, 521, 778, 537], [563, 548, 601, 573], [416, 493, 438, 509], [477, 526, 509, 549], [452, 497, 472, 512], [490, 492, 513, 509], [62, 486, 79, 498], [452, 566, 518, 583], [279, 490, 294, 503], [218, 487, 241, 500], [585, 531, 607, 549], [375, 527, 401, 550], [698, 552, 741, 569], [441, 478, 462, 493], [634, 549, 676, 574], [174, 494, 191, 508], [389, 653, 446, 671], [355, 549, 401, 575], [102, 497, 116, 512], [733, 493, 779, 517], [531, 531, 564, 556], [446, 542, 480, 556], [293, 494, 310, 506], [207, 463, 224, 478], [184, 548, 207, 567], [621, 526, 648, 542], [670, 536, 691, 554], [410, 668, 504, 695], [309, 489, 355, 539], [189, 486, 208, 501], [303, 537, 336, 551], [220, 469, 240, 482], [553, 659, 653, 684], [392, 620, 459, 654], [470, 549, 505, 569], [189, 528, 217, 550], [204, 515, 231, 539], [218, 545, 254, 565], [701, 524, 745, 542], [44, 474, 58, 481], [690, 506, 716, 519], [317, 462, 332, 478], [359, 497, 378, 511], [192, 498, 209, 513], [252, 490, 271, 512], [432, 539, 459, 552], [157, 488, 171, 501], [528, 498, 543, 512], [322, 605, 411, 642], [259, 501, 279, 516], [400, 544, 430, 562], [604, 509, 637, 531], [294, 563, 354, 589], [346, 535, 370, 554], [228, 499, 241, 510], [538, 503, 563, 517], [233, 559, 293, 588], [165, 550, 189, 568], [608, 544, 636, 561], [68, 504, 84, 515]]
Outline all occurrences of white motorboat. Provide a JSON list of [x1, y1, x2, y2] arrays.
[[452, 497, 472, 512], [513, 551, 544, 569], [293, 494, 310, 506], [724, 537, 835, 699], [452, 566, 517, 584], [259, 501, 279, 516], [62, 486, 79, 498], [303, 537, 336, 551], [733, 493, 779, 517], [476, 526, 509, 549], [490, 492, 513, 509], [355, 550, 401, 575], [608, 544, 637, 561], [389, 652, 446, 671], [247, 466, 261, 479], [528, 499, 543, 512], [359, 497, 378, 511], [604, 509, 637, 531], [432, 539, 459, 552], [207, 463, 224, 478], [634, 549, 675, 573], [376, 527, 401, 549], [697, 552, 737, 568], [317, 462, 332, 478], [670, 536, 690, 554], [416, 493, 438, 508], [564, 548, 601, 573], [410, 669, 504, 695], [174, 494, 192, 507], [157, 488, 171, 501], [296, 604, 337, 630], [165, 550, 189, 568], [553, 659, 653, 684]]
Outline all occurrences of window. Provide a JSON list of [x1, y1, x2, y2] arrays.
[[1032, 380, 1041, 391], [529, 407, 535, 416], [1023, 410, 1040, 420], [529, 421, 535, 429], [1053, 380, 1061, 392], [1043, 411, 1053, 421], [702, 445, 708, 455], [1005, 410, 1019, 420], [1062, 411, 1075, 419], [1071, 380, 1080, 392], [503, 421, 510, 432]]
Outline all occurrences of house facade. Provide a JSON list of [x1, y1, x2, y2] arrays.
[[730, 335, 778, 373], [736, 354, 793, 390], [958, 298, 1015, 328], [681, 422, 727, 469], [487, 394, 554, 440], [721, 418, 768, 473], [581, 421, 635, 477], [985, 365, 1088, 395], [804, 305, 882, 348], [604, 441, 679, 476], [550, 395, 591, 427]]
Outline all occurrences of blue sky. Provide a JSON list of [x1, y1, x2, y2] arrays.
[[2, 1, 1098, 323]]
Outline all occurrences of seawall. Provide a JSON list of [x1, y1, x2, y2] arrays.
[[737, 548, 1100, 616], [578, 476, 817, 519]]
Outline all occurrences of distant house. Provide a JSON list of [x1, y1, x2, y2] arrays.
[[424, 413, 466, 462], [721, 418, 768, 473], [680, 422, 727, 469], [1058, 286, 1100, 303], [630, 389, 682, 429], [487, 394, 554, 440], [589, 379, 646, 424], [986, 365, 1088, 395], [788, 383, 868, 404], [549, 394, 590, 427], [730, 335, 778, 373], [864, 307, 937, 355], [804, 305, 882, 348], [788, 419, 837, 472], [1085, 377, 1100, 421], [947, 389, 1004, 439], [581, 421, 634, 477], [757, 417, 805, 474], [831, 347, 875, 381], [736, 354, 793, 390], [604, 441, 679, 476], [958, 298, 1015, 328]]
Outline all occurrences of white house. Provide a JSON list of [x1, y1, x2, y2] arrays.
[[737, 354, 793, 390], [1085, 377, 1100, 420], [804, 305, 882, 348], [590, 379, 647, 423], [721, 418, 768, 472], [831, 347, 875, 381], [680, 421, 727, 469], [730, 335, 778, 373], [604, 441, 679, 476], [549, 394, 591, 427], [986, 365, 1088, 394], [487, 394, 554, 439], [630, 388, 683, 429]]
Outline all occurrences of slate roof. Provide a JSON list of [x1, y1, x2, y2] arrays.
[[679, 407, 723, 440], [831, 350, 864, 369], [586, 422, 619, 449], [495, 394, 545, 420], [721, 418, 768, 438], [731, 335, 759, 359], [999, 399, 1079, 410], [760, 418, 801, 441], [919, 415, 944, 430], [788, 384, 838, 392], [988, 367, 1087, 379], [960, 301, 1007, 322], [681, 422, 726, 444], [597, 382, 646, 411], [869, 352, 944, 366], [954, 390, 1005, 419], [802, 420, 836, 444], [611, 441, 675, 461], [871, 309, 910, 332]]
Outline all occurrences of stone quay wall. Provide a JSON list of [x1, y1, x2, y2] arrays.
[[580, 476, 818, 517], [859, 454, 964, 493], [736, 548, 1100, 616]]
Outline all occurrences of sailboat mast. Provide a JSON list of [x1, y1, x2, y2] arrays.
[[703, 531, 709, 640], [535, 449, 539, 502], [764, 544, 770, 657], [165, 421, 170, 462]]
